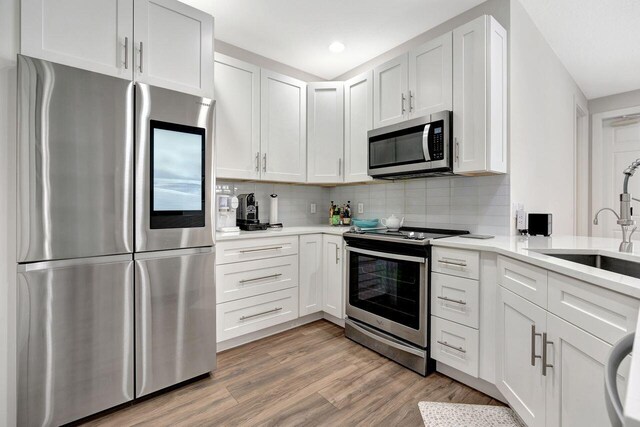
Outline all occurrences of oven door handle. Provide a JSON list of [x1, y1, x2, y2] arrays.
[[347, 320, 426, 358], [346, 246, 426, 264], [422, 123, 431, 162]]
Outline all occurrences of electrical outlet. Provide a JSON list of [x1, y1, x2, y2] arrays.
[[516, 209, 527, 231], [310, 203, 316, 214], [357, 203, 364, 214]]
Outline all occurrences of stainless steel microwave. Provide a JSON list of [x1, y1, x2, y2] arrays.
[[367, 110, 452, 179]]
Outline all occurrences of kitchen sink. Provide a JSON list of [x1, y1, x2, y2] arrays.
[[542, 253, 640, 279]]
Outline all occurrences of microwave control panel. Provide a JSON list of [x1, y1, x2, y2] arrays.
[[430, 121, 445, 161]]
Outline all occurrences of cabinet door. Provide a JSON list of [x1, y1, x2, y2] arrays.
[[307, 82, 344, 184], [21, 0, 133, 79], [546, 313, 631, 427], [323, 235, 344, 319], [299, 234, 324, 316], [408, 32, 453, 118], [214, 54, 261, 180], [261, 69, 307, 183], [134, 0, 214, 98], [453, 16, 487, 174], [373, 53, 408, 128], [496, 286, 547, 427], [453, 15, 507, 175], [344, 71, 373, 183]]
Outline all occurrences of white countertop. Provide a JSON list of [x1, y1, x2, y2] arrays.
[[215, 225, 351, 241]]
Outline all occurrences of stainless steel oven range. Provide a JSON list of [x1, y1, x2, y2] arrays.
[[344, 227, 468, 376]]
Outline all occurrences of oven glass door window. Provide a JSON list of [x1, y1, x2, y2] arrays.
[[349, 251, 422, 329], [150, 120, 205, 229]]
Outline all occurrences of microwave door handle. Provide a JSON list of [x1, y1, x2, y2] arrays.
[[422, 123, 431, 162]]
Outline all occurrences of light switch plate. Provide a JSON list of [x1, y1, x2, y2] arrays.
[[310, 203, 316, 214], [357, 203, 364, 214]]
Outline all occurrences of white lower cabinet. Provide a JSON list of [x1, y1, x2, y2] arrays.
[[497, 283, 634, 427], [217, 287, 299, 342], [431, 316, 479, 377], [497, 286, 547, 427], [322, 234, 344, 319], [299, 234, 324, 316]]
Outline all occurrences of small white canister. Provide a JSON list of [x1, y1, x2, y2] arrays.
[[269, 194, 279, 225]]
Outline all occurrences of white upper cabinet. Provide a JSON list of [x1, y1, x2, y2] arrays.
[[373, 32, 453, 129], [453, 15, 507, 175], [21, 0, 134, 79], [214, 54, 261, 180], [408, 32, 453, 118], [373, 54, 408, 128], [133, 0, 214, 98], [307, 82, 344, 184], [261, 69, 307, 183], [21, 0, 214, 98], [344, 71, 373, 183]]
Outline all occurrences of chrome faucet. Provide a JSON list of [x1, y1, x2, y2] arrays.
[[593, 159, 640, 252]]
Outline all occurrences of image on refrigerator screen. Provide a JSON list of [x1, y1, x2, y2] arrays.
[[153, 127, 203, 212]]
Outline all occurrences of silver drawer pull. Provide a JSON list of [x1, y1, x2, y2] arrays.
[[437, 340, 466, 353], [438, 259, 467, 267], [239, 246, 284, 254], [240, 306, 282, 321], [239, 273, 282, 284], [437, 296, 466, 305]]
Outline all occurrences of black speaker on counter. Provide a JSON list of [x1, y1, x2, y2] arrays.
[[528, 213, 553, 236]]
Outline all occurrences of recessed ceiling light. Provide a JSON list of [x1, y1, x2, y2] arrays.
[[329, 41, 345, 53]]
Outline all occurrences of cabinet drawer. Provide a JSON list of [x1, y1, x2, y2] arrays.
[[217, 287, 299, 342], [497, 255, 548, 308], [431, 316, 479, 377], [431, 272, 479, 329], [216, 237, 298, 265], [548, 272, 639, 345], [432, 247, 480, 280], [216, 255, 298, 303]]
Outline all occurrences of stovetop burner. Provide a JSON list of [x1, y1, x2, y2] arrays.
[[345, 226, 469, 245]]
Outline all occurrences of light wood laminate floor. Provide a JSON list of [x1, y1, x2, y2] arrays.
[[83, 320, 501, 426]]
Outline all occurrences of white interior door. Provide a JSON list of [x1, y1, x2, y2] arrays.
[[214, 54, 261, 180], [592, 109, 640, 238]]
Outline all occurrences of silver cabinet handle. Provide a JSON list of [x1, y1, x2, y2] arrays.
[[239, 246, 283, 254], [409, 90, 414, 112], [239, 273, 282, 284], [437, 340, 466, 353], [531, 325, 542, 366], [455, 137, 460, 164], [240, 306, 282, 320], [123, 37, 129, 69], [255, 152, 260, 172], [338, 158, 342, 176], [542, 332, 553, 376], [437, 259, 467, 267], [138, 42, 143, 73], [336, 246, 340, 264], [401, 93, 406, 114], [263, 153, 267, 172], [437, 296, 466, 305]]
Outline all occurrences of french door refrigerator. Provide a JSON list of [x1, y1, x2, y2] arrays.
[[16, 55, 216, 427]]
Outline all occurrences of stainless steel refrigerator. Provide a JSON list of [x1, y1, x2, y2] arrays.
[[16, 55, 216, 427]]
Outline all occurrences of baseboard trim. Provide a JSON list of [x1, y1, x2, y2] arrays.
[[436, 362, 507, 404], [217, 312, 324, 352], [323, 312, 345, 327]]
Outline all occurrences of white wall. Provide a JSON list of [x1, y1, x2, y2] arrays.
[[0, 0, 18, 424], [509, 0, 588, 235], [589, 89, 640, 115]]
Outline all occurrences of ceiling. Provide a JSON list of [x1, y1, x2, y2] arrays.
[[180, 0, 484, 80], [520, 0, 640, 100]]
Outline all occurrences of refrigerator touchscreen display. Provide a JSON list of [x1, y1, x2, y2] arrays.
[[150, 120, 205, 228]]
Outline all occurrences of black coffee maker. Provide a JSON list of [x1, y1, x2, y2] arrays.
[[236, 193, 268, 231]]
